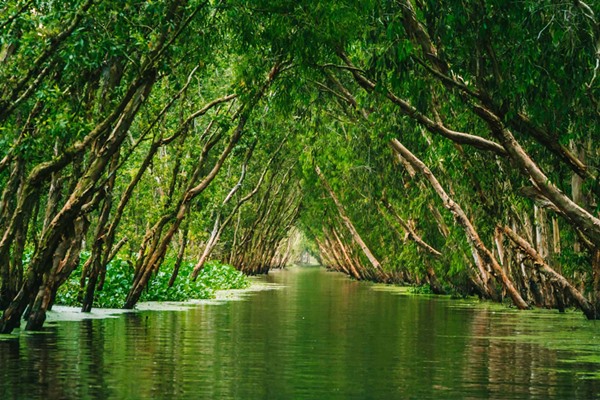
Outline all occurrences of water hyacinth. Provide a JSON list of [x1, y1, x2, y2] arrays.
[[55, 258, 249, 309]]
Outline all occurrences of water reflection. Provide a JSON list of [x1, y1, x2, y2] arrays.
[[1, 267, 599, 399]]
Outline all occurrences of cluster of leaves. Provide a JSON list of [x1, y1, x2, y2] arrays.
[[54, 256, 132, 309], [55, 258, 249, 309], [140, 260, 250, 302], [408, 285, 434, 295], [193, 260, 251, 292]]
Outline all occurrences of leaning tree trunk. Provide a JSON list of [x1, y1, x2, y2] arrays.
[[124, 113, 244, 308], [315, 164, 384, 275], [19, 80, 154, 332], [26, 216, 89, 330], [0, 76, 156, 334], [502, 225, 596, 319], [0, 157, 25, 310], [473, 105, 600, 249], [593, 249, 600, 319], [330, 227, 363, 280], [389, 139, 529, 309], [80, 152, 119, 312], [380, 197, 443, 258], [378, 198, 445, 291]]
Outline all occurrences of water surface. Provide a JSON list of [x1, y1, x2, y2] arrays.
[[1, 266, 599, 399]]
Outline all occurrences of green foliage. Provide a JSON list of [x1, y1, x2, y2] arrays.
[[193, 260, 251, 292], [55, 257, 133, 309], [408, 285, 433, 295], [2, 0, 599, 323], [55, 258, 249, 309]]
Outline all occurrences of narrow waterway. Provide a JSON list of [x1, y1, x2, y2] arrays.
[[1, 266, 599, 399]]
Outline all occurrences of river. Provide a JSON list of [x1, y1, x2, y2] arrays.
[[1, 266, 599, 399]]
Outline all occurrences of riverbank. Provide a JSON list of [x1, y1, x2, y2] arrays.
[[44, 278, 284, 324]]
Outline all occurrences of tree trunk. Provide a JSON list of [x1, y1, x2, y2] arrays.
[[331, 227, 363, 280], [124, 91, 265, 308], [0, 158, 25, 309], [0, 75, 156, 334], [81, 151, 119, 312], [502, 225, 596, 319], [380, 197, 442, 258], [426, 264, 446, 295], [315, 164, 383, 273], [26, 216, 89, 330], [389, 139, 529, 309], [474, 105, 600, 248], [593, 249, 600, 319]]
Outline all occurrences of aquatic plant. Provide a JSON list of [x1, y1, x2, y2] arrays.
[[55, 258, 249, 309]]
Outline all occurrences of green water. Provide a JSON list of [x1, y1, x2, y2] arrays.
[[1, 266, 599, 399]]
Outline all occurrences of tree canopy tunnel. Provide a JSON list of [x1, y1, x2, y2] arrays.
[[1, 0, 600, 334]]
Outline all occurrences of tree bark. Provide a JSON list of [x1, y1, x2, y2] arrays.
[[26, 216, 89, 330]]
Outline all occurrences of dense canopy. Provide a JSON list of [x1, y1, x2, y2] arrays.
[[1, 0, 599, 333]]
